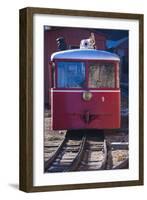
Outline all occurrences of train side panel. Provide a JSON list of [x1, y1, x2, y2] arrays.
[[51, 90, 120, 130]]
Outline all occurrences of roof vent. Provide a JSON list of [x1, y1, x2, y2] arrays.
[[80, 33, 96, 49]]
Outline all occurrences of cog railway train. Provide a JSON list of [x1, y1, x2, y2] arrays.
[[49, 34, 120, 131]]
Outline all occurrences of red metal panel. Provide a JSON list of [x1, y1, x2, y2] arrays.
[[51, 90, 120, 130]]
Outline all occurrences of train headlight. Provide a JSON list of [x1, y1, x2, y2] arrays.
[[83, 91, 93, 101]]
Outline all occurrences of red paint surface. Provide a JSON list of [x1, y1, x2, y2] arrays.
[[51, 90, 120, 130]]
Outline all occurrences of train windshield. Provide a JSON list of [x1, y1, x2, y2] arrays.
[[57, 61, 86, 88], [88, 63, 115, 88]]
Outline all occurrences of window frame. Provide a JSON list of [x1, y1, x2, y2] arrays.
[[56, 60, 86, 89], [87, 60, 119, 89], [55, 59, 87, 89], [54, 59, 120, 90]]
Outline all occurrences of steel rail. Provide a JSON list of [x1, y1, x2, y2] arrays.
[[44, 137, 67, 172], [66, 135, 87, 171], [45, 134, 86, 172]]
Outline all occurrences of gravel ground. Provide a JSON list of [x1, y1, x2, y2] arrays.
[[112, 150, 128, 167]]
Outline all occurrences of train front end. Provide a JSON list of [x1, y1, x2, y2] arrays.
[[50, 47, 120, 130]]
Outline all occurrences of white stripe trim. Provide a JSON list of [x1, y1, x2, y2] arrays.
[[50, 89, 120, 93]]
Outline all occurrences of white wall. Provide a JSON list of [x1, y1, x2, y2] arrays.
[[0, 0, 146, 199]]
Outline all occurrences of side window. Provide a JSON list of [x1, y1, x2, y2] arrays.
[[57, 62, 86, 88], [88, 63, 115, 88]]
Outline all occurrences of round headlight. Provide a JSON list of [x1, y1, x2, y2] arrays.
[[82, 91, 93, 101]]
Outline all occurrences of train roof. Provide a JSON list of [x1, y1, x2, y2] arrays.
[[51, 49, 120, 61]]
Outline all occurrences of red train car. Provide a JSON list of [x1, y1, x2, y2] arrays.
[[50, 45, 120, 130]]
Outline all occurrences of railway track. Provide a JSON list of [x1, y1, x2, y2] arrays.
[[76, 138, 107, 171], [45, 131, 108, 172], [45, 130, 128, 173], [45, 133, 86, 172]]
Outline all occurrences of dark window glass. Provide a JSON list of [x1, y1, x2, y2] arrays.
[[89, 63, 115, 88], [57, 62, 86, 88]]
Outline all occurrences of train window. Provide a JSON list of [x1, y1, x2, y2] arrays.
[[88, 63, 115, 88], [57, 62, 86, 88]]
